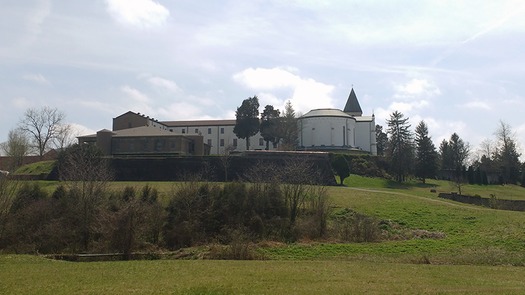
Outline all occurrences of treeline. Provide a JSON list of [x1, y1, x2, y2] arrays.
[[376, 112, 524, 186]]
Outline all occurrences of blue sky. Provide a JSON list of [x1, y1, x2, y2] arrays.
[[1, 0, 524, 159]]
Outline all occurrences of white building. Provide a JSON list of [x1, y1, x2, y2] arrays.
[[97, 88, 376, 156], [297, 88, 377, 155]]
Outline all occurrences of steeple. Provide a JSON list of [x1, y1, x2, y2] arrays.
[[343, 88, 362, 116]]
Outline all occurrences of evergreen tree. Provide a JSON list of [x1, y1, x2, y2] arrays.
[[467, 166, 475, 184], [521, 168, 525, 188], [260, 105, 280, 150], [233, 96, 260, 150], [439, 139, 452, 170], [447, 133, 469, 192], [493, 121, 521, 184], [475, 166, 482, 185], [386, 111, 414, 182], [375, 124, 388, 157], [414, 121, 438, 183], [278, 101, 298, 150]]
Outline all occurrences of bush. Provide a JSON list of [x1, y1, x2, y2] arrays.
[[332, 208, 381, 242]]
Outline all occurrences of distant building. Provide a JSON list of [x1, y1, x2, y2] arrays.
[[297, 88, 377, 155], [78, 88, 376, 156]]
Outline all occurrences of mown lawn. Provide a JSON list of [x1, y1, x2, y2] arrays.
[[2, 255, 525, 294]]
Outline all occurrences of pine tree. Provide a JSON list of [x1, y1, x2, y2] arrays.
[[375, 124, 388, 157], [278, 101, 298, 150], [386, 111, 414, 182], [414, 121, 438, 183], [493, 121, 521, 184]]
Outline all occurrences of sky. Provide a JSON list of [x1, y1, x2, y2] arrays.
[[1, 0, 525, 159]]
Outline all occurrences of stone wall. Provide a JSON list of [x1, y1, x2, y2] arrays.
[[438, 192, 525, 211]]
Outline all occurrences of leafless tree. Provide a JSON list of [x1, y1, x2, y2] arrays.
[[59, 144, 113, 251], [53, 123, 76, 150], [278, 158, 318, 226], [18, 107, 65, 156], [0, 128, 30, 171], [0, 177, 20, 239], [219, 145, 236, 182]]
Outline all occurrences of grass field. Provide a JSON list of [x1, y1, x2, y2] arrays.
[[2, 255, 525, 294], [3, 176, 525, 293]]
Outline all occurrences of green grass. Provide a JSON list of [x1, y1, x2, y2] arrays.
[[14, 161, 56, 175], [4, 177, 525, 293], [2, 255, 525, 294], [281, 175, 525, 265]]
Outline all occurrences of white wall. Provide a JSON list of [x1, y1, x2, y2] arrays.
[[299, 117, 356, 148], [168, 124, 270, 154]]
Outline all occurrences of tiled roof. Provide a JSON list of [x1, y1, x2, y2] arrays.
[[162, 119, 236, 127], [300, 108, 354, 119]]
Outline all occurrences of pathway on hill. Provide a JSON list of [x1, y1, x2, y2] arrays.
[[345, 187, 489, 211]]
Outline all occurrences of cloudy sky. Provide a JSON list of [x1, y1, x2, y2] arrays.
[[1, 0, 525, 157]]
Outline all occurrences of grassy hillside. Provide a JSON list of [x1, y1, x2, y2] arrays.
[[14, 161, 56, 175], [260, 175, 525, 265]]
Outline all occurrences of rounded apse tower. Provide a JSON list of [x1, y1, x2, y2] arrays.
[[298, 109, 356, 149]]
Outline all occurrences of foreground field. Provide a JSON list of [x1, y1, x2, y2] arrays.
[[2, 255, 525, 294], [3, 177, 525, 293]]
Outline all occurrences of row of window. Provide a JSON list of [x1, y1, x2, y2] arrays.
[[180, 127, 227, 134]]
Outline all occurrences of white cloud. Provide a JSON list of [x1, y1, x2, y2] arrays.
[[233, 67, 335, 114], [22, 73, 50, 85], [69, 123, 96, 137], [462, 100, 491, 110], [394, 78, 441, 100], [11, 97, 31, 109], [147, 76, 180, 93], [105, 0, 169, 28], [233, 67, 301, 90], [157, 100, 214, 121], [121, 85, 150, 103]]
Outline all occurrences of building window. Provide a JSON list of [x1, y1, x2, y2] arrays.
[[220, 139, 225, 146], [182, 129, 186, 134], [207, 139, 212, 146], [195, 128, 199, 134], [233, 139, 237, 147], [208, 128, 212, 134], [220, 127, 225, 134], [259, 138, 264, 146], [128, 122, 132, 128]]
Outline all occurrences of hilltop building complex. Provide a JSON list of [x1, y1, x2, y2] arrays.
[[78, 88, 376, 156]]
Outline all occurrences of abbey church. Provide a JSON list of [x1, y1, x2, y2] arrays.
[[78, 89, 376, 156]]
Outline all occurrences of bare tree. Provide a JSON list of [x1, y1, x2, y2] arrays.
[[219, 145, 236, 182], [0, 177, 20, 238], [59, 144, 113, 251], [278, 158, 317, 226], [53, 124, 76, 150], [1, 128, 30, 171], [18, 107, 65, 156]]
